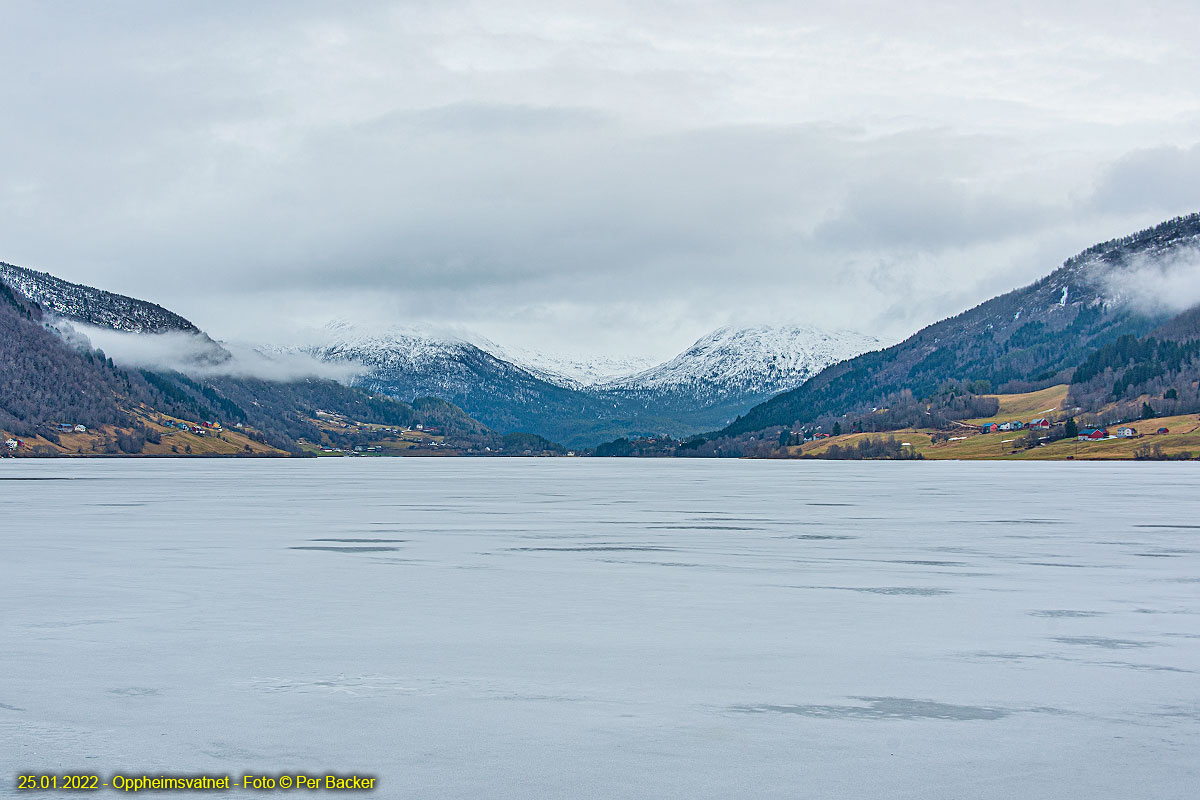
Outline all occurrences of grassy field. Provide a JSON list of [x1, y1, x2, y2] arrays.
[[0, 403, 287, 457], [2, 407, 458, 459], [790, 411, 1200, 461], [961, 384, 1073, 426], [2, 417, 285, 457]]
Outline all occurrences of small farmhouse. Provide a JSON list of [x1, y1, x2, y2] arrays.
[[1078, 428, 1107, 441], [1028, 418, 1050, 430], [1117, 427, 1136, 438]]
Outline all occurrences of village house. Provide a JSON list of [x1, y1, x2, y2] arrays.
[[56, 423, 74, 433], [73, 424, 86, 433], [1117, 427, 1137, 438], [1078, 428, 1107, 441], [5, 438, 18, 451], [1028, 418, 1050, 430], [1157, 427, 1170, 435]]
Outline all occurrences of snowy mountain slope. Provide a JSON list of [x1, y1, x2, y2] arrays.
[[604, 325, 881, 400], [469, 338, 655, 389], [0, 262, 200, 334]]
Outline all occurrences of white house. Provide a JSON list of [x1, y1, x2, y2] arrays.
[[1117, 427, 1136, 438], [5, 438, 18, 451]]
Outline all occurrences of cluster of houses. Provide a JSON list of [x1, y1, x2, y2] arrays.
[[1079, 426, 1170, 441], [160, 420, 222, 436], [980, 416, 1172, 441], [7, 421, 87, 452], [979, 417, 1051, 434]]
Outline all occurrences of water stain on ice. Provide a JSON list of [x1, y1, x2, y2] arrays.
[[646, 525, 762, 531], [310, 538, 406, 543], [1053, 637, 1153, 649], [201, 742, 267, 761], [0, 476, 73, 481], [507, 545, 677, 553], [289, 546, 402, 553], [0, 702, 25, 711], [252, 675, 419, 696], [789, 586, 952, 596], [1134, 524, 1200, 529], [109, 688, 158, 697], [731, 697, 1012, 721], [1090, 662, 1195, 673], [1030, 610, 1106, 618], [782, 535, 857, 540], [23, 619, 116, 629]]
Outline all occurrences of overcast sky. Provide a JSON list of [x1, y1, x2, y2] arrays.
[[2, 1, 1198, 360]]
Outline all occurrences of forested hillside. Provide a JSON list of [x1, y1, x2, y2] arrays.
[[0, 261, 201, 334]]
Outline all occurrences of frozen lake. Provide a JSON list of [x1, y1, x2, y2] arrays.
[[2, 459, 1199, 798]]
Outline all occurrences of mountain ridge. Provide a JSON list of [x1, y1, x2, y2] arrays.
[[308, 320, 880, 446]]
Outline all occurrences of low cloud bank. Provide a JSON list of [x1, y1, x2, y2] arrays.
[[61, 322, 364, 383], [1101, 245, 1200, 316]]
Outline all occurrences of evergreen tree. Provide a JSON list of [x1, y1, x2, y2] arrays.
[[1141, 402, 1156, 419], [832, 421, 842, 436], [1064, 417, 1078, 438]]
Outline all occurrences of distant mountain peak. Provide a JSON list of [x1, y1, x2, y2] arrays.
[[602, 323, 882, 399]]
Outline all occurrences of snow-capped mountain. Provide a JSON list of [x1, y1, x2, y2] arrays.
[[308, 322, 640, 446], [603, 325, 881, 400], [306, 320, 880, 447]]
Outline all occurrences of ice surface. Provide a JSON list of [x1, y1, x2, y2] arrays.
[[1, 460, 1198, 799]]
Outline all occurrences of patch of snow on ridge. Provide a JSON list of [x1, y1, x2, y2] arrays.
[[471, 338, 656, 388], [603, 324, 881, 399]]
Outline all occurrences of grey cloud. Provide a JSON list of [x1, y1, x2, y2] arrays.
[[1, 2, 1198, 358], [813, 178, 1061, 250], [1088, 144, 1200, 215]]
